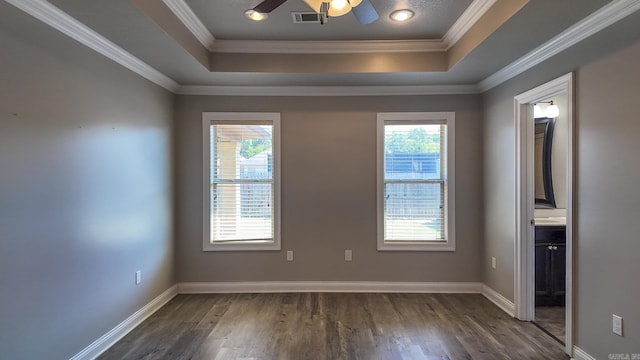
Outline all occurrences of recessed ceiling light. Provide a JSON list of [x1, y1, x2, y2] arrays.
[[244, 9, 268, 21], [390, 9, 414, 22]]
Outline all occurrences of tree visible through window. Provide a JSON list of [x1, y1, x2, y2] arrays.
[[377, 112, 455, 251]]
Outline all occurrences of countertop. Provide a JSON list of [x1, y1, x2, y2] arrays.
[[534, 217, 566, 226]]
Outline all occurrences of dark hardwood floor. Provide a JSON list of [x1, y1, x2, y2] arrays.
[[99, 293, 568, 360]]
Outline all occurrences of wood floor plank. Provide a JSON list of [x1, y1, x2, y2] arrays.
[[99, 293, 569, 360]]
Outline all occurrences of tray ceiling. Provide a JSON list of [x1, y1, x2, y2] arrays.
[[5, 0, 638, 93], [184, 0, 473, 41]]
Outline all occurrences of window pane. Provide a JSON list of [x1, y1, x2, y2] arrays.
[[384, 124, 443, 180], [211, 183, 273, 242], [384, 181, 445, 241], [209, 122, 274, 243], [211, 124, 273, 181]]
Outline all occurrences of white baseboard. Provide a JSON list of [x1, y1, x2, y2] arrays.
[[69, 285, 178, 360], [177, 281, 483, 294], [481, 284, 516, 317], [572, 346, 597, 360]]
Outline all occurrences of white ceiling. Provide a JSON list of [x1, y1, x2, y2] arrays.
[[5, 0, 640, 93]]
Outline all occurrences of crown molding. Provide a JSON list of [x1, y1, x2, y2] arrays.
[[165, 0, 495, 54], [442, 0, 497, 49], [478, 0, 640, 92], [4, 0, 180, 92], [11, 0, 639, 96], [177, 84, 481, 96], [162, 0, 216, 51], [211, 39, 446, 54]]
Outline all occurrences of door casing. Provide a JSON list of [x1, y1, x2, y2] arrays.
[[514, 72, 574, 355]]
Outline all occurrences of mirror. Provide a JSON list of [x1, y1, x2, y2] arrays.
[[535, 117, 556, 208]]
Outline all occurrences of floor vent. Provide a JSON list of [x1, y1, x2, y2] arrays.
[[291, 12, 321, 23]]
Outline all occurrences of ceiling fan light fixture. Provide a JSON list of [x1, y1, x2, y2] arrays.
[[244, 9, 268, 21], [390, 9, 414, 22], [303, 0, 379, 22], [328, 0, 352, 17]]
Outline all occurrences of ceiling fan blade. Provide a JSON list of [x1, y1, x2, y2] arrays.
[[253, 0, 288, 13], [351, 0, 379, 24]]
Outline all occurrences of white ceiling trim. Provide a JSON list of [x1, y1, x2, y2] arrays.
[[9, 0, 639, 96], [4, 0, 180, 92], [176, 84, 481, 96], [162, 0, 216, 51], [212, 39, 446, 54], [478, 0, 640, 92], [442, 0, 497, 50], [166, 0, 494, 54]]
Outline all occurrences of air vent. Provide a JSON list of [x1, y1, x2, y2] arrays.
[[291, 12, 321, 24]]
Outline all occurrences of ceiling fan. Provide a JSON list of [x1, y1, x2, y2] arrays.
[[250, 0, 380, 24]]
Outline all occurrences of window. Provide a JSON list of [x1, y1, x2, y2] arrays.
[[202, 112, 280, 251], [377, 112, 455, 251]]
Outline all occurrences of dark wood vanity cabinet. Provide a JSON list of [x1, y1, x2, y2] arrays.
[[535, 225, 566, 306]]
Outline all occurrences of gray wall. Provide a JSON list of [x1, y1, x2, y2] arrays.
[[574, 39, 640, 358], [482, 12, 640, 358], [175, 95, 484, 282], [0, 5, 174, 360]]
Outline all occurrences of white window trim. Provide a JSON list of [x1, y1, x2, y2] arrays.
[[376, 112, 456, 251], [202, 112, 281, 251]]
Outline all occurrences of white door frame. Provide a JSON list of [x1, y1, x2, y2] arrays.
[[514, 72, 574, 355]]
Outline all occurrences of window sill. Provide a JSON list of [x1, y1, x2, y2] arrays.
[[378, 241, 455, 252], [203, 240, 281, 252]]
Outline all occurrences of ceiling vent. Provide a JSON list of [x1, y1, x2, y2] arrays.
[[291, 12, 321, 24]]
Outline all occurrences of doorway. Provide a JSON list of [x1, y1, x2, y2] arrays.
[[514, 73, 574, 355]]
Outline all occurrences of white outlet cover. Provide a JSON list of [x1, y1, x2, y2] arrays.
[[491, 257, 497, 269], [613, 314, 623, 336], [135, 270, 141, 285], [345, 250, 352, 261], [286, 251, 293, 261]]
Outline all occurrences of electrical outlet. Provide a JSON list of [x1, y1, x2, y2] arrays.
[[345, 250, 352, 262], [135, 270, 141, 285], [613, 314, 623, 336], [286, 250, 294, 261], [492, 257, 497, 269]]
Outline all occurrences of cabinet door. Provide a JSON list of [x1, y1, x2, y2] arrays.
[[550, 244, 566, 303], [535, 243, 552, 297]]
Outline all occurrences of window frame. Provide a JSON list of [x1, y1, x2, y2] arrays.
[[202, 112, 281, 251], [376, 112, 455, 251]]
